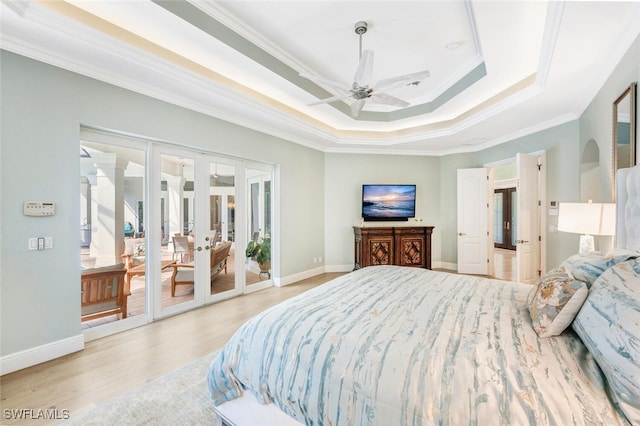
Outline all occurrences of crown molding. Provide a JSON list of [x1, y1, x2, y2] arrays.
[[4, 0, 634, 157]]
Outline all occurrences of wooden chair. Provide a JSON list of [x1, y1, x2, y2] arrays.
[[170, 241, 232, 296], [81, 264, 127, 321]]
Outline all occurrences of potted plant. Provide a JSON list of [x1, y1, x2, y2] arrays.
[[245, 236, 271, 272]]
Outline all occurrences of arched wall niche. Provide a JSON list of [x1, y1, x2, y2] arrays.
[[580, 139, 600, 202]]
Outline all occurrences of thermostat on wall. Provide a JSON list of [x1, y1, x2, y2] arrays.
[[24, 201, 56, 216]]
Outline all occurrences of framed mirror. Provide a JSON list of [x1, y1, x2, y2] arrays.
[[612, 82, 637, 199]]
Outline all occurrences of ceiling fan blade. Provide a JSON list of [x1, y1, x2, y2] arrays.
[[307, 92, 352, 106], [353, 50, 374, 85], [373, 70, 430, 92], [350, 99, 366, 117], [369, 93, 410, 108], [299, 72, 350, 91]]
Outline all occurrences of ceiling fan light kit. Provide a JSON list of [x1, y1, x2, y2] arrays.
[[300, 20, 430, 118]]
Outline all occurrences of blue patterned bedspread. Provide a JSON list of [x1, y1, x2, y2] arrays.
[[208, 266, 627, 425]]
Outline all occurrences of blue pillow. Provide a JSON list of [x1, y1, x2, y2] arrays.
[[572, 258, 640, 424], [560, 250, 639, 288]]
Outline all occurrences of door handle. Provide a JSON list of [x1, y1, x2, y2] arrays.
[[516, 239, 529, 244], [458, 232, 466, 236]]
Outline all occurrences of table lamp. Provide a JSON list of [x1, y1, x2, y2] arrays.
[[557, 201, 616, 253]]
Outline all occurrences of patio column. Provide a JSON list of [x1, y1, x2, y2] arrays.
[[166, 175, 184, 237], [80, 176, 91, 248], [88, 174, 98, 257], [91, 153, 129, 267]]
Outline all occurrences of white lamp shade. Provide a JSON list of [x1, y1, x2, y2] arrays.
[[599, 203, 616, 236], [557, 202, 616, 236], [558, 202, 602, 235]]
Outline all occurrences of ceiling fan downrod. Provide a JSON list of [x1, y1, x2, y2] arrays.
[[354, 21, 368, 60]]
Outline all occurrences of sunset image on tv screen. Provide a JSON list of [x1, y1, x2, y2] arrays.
[[362, 185, 416, 219]]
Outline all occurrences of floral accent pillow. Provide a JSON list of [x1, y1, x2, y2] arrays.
[[528, 266, 588, 338]]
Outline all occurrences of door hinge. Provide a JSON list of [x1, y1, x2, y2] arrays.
[[487, 203, 489, 208], [538, 200, 541, 206], [538, 235, 541, 241], [487, 258, 490, 263], [537, 270, 542, 277]]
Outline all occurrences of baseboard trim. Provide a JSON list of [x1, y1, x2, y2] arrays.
[[0, 334, 85, 376], [434, 261, 457, 271], [324, 264, 353, 273], [276, 266, 326, 286]]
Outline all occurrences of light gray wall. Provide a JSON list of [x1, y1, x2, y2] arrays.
[[0, 51, 324, 357], [2, 31, 639, 362], [580, 32, 640, 202], [324, 154, 441, 269], [473, 122, 581, 268]]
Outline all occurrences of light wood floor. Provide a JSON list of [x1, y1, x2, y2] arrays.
[[1, 254, 515, 425], [493, 248, 517, 281], [0, 272, 344, 425]]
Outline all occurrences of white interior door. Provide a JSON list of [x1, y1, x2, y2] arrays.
[[516, 153, 540, 284], [457, 168, 492, 275]]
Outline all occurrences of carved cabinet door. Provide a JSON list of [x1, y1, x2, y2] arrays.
[[365, 234, 394, 266], [395, 233, 425, 268]]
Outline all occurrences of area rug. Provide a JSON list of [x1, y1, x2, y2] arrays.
[[64, 352, 219, 425]]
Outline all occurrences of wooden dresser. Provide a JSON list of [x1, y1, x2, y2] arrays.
[[353, 226, 434, 270]]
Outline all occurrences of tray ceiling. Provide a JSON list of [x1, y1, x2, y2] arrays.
[[2, 0, 640, 155]]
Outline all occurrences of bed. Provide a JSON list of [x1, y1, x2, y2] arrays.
[[208, 166, 640, 426]]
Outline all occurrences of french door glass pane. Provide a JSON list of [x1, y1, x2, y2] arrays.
[[245, 168, 272, 286], [161, 154, 194, 308], [210, 162, 236, 296], [80, 141, 146, 326], [494, 193, 504, 244]]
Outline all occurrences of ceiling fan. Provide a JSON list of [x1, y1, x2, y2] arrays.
[[299, 21, 430, 118]]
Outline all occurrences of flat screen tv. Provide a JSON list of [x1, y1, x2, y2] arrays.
[[362, 184, 416, 222]]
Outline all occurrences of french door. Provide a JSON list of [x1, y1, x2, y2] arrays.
[[494, 188, 517, 250], [154, 146, 241, 318]]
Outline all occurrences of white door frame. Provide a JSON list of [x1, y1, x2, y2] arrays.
[[244, 162, 275, 292], [484, 150, 547, 281]]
